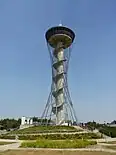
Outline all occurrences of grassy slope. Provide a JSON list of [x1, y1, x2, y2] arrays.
[[0, 126, 101, 140], [9, 126, 79, 134], [0, 132, 101, 140]]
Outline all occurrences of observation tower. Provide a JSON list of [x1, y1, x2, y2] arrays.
[[41, 25, 78, 125]]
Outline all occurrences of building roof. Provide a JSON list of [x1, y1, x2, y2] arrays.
[[110, 120, 116, 124]]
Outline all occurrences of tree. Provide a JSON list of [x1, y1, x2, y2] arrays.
[[0, 118, 21, 130]]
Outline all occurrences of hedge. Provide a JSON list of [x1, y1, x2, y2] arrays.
[[0, 133, 102, 140], [21, 139, 97, 148], [99, 126, 116, 138]]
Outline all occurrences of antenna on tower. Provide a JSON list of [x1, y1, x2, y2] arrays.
[[59, 20, 62, 26]]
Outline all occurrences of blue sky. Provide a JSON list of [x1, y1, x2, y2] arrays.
[[0, 0, 116, 123]]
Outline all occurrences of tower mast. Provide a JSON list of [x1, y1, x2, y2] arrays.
[[41, 25, 77, 126]]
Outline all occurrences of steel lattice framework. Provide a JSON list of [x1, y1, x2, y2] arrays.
[[41, 26, 78, 126]]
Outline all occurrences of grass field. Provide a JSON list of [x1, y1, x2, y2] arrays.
[[0, 150, 115, 155]]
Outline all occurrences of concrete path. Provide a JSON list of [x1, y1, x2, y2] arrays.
[[0, 139, 20, 142], [4, 147, 116, 153], [98, 143, 116, 146], [0, 142, 21, 151]]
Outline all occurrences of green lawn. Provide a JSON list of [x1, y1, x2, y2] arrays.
[[21, 139, 97, 148]]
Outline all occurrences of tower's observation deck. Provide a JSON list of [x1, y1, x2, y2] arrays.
[[46, 26, 75, 48], [41, 26, 77, 125]]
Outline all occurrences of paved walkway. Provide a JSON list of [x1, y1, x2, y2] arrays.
[[98, 143, 116, 146], [1, 146, 116, 153], [0, 139, 20, 142], [0, 142, 21, 151]]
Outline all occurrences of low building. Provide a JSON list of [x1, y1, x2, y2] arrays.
[[20, 116, 33, 129]]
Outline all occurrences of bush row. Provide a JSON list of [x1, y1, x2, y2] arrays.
[[0, 133, 102, 140], [99, 126, 116, 138], [10, 130, 80, 134], [21, 139, 97, 148]]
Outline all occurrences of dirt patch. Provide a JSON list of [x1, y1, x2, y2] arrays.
[[0, 150, 116, 155]]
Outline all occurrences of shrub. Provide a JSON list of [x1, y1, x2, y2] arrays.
[[0, 133, 101, 140], [99, 126, 116, 138], [0, 135, 15, 139], [21, 139, 97, 148]]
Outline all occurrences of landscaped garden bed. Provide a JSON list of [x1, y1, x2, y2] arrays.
[[0, 132, 102, 140], [21, 139, 97, 148], [9, 125, 79, 134]]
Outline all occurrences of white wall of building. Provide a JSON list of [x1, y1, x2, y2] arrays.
[[21, 116, 33, 125]]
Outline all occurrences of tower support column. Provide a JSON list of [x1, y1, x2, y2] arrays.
[[53, 43, 65, 125]]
